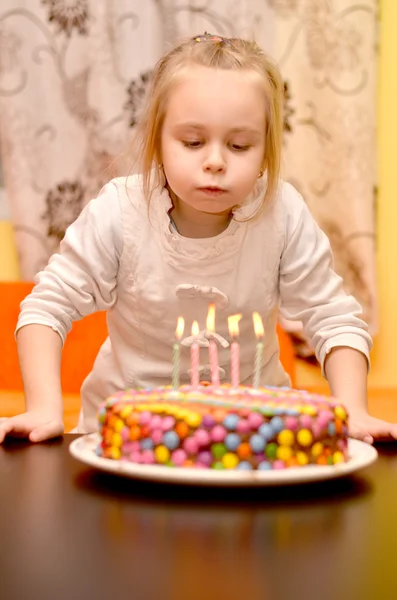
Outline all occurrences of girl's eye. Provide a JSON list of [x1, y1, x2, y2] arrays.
[[230, 144, 250, 152], [182, 140, 203, 148]]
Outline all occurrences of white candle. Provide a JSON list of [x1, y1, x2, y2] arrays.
[[252, 312, 265, 388], [190, 320, 200, 388], [172, 317, 185, 389], [228, 314, 242, 388]]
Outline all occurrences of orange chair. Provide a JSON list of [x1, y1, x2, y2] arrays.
[[0, 281, 295, 392]]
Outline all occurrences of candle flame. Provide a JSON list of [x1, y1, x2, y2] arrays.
[[175, 317, 185, 340], [206, 303, 216, 332], [228, 313, 242, 338], [252, 312, 264, 338], [192, 320, 199, 337]]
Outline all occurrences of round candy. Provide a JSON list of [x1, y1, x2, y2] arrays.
[[296, 451, 309, 466], [211, 425, 227, 443], [139, 411, 152, 425], [277, 430, 294, 446], [162, 431, 180, 451], [334, 406, 347, 420], [114, 419, 125, 433], [258, 423, 273, 441], [223, 414, 240, 430], [120, 405, 133, 419], [129, 450, 142, 463], [155, 445, 170, 463], [276, 445, 293, 461], [150, 415, 163, 430], [171, 449, 187, 466], [265, 443, 278, 459], [300, 415, 312, 429], [140, 438, 154, 450], [257, 461, 272, 471], [175, 421, 189, 439], [161, 415, 176, 431], [311, 442, 324, 458], [270, 416, 284, 434], [120, 426, 130, 442], [284, 416, 299, 431], [126, 412, 139, 427], [197, 450, 213, 466], [111, 433, 123, 448], [237, 442, 252, 460], [183, 437, 199, 455], [202, 414, 216, 428], [222, 452, 239, 469], [317, 410, 333, 427], [236, 419, 251, 434], [225, 433, 241, 452], [186, 412, 202, 427], [213, 462, 225, 470], [237, 461, 253, 470], [195, 429, 211, 447], [108, 446, 121, 460], [247, 412, 264, 429], [328, 422, 336, 436], [141, 449, 155, 464], [273, 460, 286, 470], [212, 443, 227, 459], [151, 428, 163, 445], [249, 434, 266, 453], [297, 429, 313, 447], [333, 451, 344, 464], [301, 404, 317, 416]]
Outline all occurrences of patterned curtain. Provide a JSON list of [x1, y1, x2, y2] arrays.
[[0, 0, 378, 351]]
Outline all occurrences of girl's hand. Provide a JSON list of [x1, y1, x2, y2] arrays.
[[349, 410, 397, 445], [0, 410, 64, 444]]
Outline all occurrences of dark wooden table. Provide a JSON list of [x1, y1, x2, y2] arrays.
[[1, 435, 397, 600]]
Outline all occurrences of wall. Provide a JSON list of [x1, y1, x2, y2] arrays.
[[1, 0, 396, 388]]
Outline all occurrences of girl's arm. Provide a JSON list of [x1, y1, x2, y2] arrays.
[[324, 346, 397, 443], [278, 185, 397, 443], [0, 325, 65, 444], [0, 182, 122, 444]]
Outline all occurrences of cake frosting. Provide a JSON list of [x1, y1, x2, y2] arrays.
[[97, 384, 349, 470]]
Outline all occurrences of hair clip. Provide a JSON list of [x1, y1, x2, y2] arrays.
[[193, 32, 233, 45]]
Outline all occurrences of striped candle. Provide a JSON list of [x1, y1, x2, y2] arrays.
[[172, 317, 185, 389], [190, 320, 200, 388], [252, 312, 265, 389], [228, 314, 242, 388]]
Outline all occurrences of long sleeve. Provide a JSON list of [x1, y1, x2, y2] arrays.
[[16, 181, 123, 344], [278, 185, 372, 375]]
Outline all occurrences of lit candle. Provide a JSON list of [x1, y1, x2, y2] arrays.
[[172, 317, 185, 389], [252, 312, 265, 388], [228, 314, 242, 388], [190, 320, 200, 388], [206, 304, 220, 386]]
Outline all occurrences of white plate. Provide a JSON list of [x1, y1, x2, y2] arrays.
[[69, 433, 378, 487]]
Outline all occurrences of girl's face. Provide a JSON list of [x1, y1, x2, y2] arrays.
[[161, 66, 267, 217]]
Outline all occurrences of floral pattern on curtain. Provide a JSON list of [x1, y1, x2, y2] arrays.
[[0, 0, 378, 358]]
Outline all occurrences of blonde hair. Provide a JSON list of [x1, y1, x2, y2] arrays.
[[128, 34, 284, 215]]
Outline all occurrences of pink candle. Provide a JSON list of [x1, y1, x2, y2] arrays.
[[209, 340, 220, 386], [206, 304, 220, 386], [228, 314, 242, 388], [190, 320, 200, 388]]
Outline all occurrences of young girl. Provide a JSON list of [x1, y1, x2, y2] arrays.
[[0, 33, 395, 445]]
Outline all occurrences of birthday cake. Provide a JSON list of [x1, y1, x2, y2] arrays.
[[97, 385, 349, 470]]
